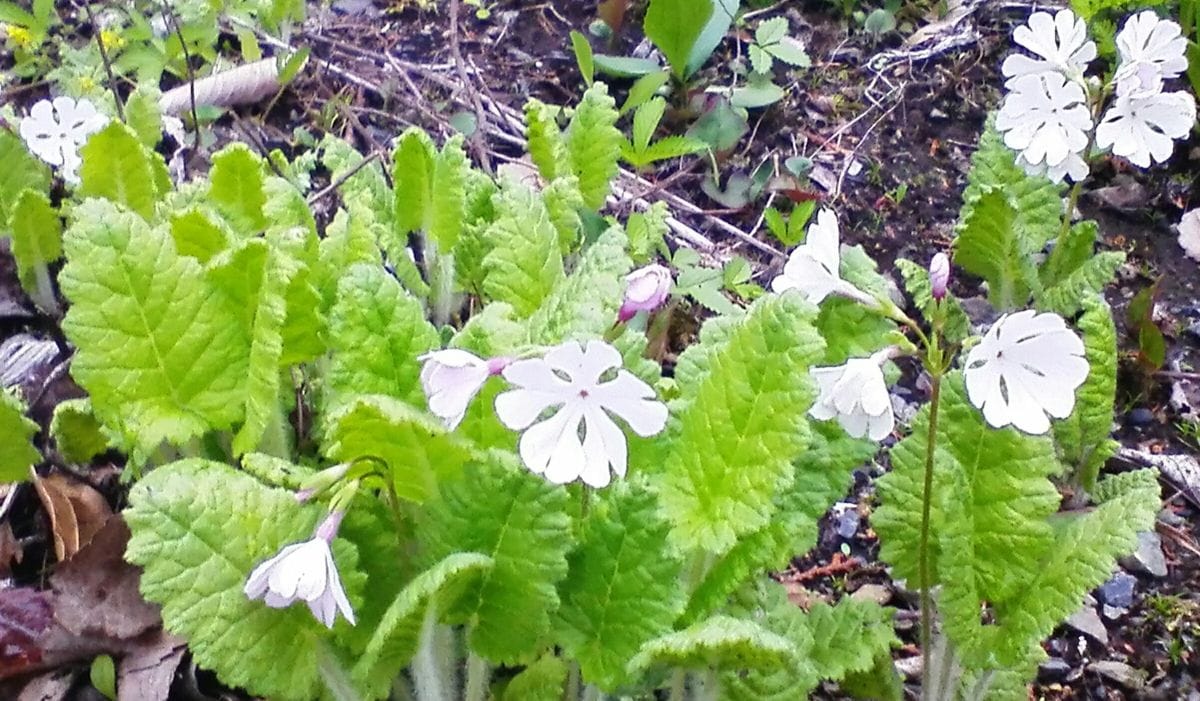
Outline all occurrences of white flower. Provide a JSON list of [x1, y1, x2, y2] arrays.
[[244, 514, 355, 629], [1178, 208, 1200, 262], [419, 349, 508, 430], [809, 349, 896, 441], [964, 310, 1088, 435], [1096, 91, 1196, 168], [771, 209, 876, 308], [996, 73, 1092, 182], [928, 252, 950, 300], [1113, 11, 1188, 98], [1001, 10, 1096, 83], [19, 97, 108, 184], [619, 264, 673, 321], [1016, 150, 1090, 184], [494, 340, 667, 488]]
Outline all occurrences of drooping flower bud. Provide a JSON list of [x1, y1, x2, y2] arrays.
[[419, 350, 509, 429], [618, 264, 673, 322], [929, 252, 950, 301]]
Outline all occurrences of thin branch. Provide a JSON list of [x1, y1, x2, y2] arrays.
[[80, 0, 124, 121], [307, 151, 381, 205], [448, 0, 493, 174]]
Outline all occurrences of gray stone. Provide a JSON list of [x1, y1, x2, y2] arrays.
[[1088, 660, 1146, 690], [850, 584, 892, 606], [1127, 407, 1155, 426], [1038, 658, 1071, 682], [1065, 606, 1108, 645], [1097, 572, 1137, 608], [1120, 531, 1169, 578], [1102, 604, 1128, 621], [894, 656, 922, 680], [835, 508, 860, 539]]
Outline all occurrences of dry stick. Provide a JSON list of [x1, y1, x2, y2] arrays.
[[308, 151, 381, 205], [448, 0, 493, 174], [81, 0, 124, 121], [159, 1, 201, 158]]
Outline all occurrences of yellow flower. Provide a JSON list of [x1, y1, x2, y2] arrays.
[[99, 28, 125, 51], [5, 24, 34, 50], [77, 76, 97, 93]]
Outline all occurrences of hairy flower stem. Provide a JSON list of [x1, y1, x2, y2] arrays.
[[413, 606, 454, 701], [918, 373, 943, 701], [463, 651, 489, 701], [667, 670, 688, 701]]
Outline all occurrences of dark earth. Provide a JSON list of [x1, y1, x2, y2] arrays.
[[0, 0, 1198, 698]]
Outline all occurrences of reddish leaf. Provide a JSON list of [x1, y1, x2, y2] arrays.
[[598, 0, 630, 33]]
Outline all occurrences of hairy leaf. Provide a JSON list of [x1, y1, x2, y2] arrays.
[[8, 189, 62, 294], [565, 82, 622, 210], [481, 183, 565, 316], [557, 482, 684, 691], [655, 294, 823, 555], [50, 398, 109, 465], [79, 123, 160, 220], [327, 263, 439, 406], [0, 129, 51, 226], [60, 200, 247, 451], [208, 144, 268, 235], [502, 653, 568, 701], [392, 127, 436, 237], [524, 100, 566, 182], [125, 460, 361, 701], [527, 225, 630, 344], [0, 389, 39, 482], [417, 453, 572, 663], [321, 395, 471, 504], [169, 208, 231, 263], [1053, 296, 1118, 491], [627, 615, 796, 679]]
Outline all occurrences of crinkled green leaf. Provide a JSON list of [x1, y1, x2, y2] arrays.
[[1038, 250, 1124, 317], [169, 208, 231, 263], [0, 129, 51, 226], [682, 422, 874, 625], [60, 199, 247, 451], [816, 298, 894, 365], [263, 177, 318, 238], [524, 100, 566, 182], [125, 460, 362, 701], [50, 397, 109, 465], [429, 136, 468, 249], [655, 294, 823, 555], [316, 209, 384, 309], [0, 389, 39, 482], [124, 87, 163, 148], [417, 453, 572, 663], [565, 82, 622, 210], [8, 189, 61, 293], [481, 182, 564, 316], [542, 175, 585, 253], [352, 552, 494, 688], [557, 482, 684, 691], [720, 582, 819, 701], [804, 598, 898, 681], [1053, 296, 1118, 491], [527, 225, 630, 344], [320, 135, 392, 224], [209, 144, 268, 236], [327, 263, 439, 405], [626, 201, 669, 263], [392, 128, 437, 237], [79, 122, 160, 220], [502, 653, 568, 701], [321, 394, 471, 504], [895, 258, 970, 344], [627, 615, 796, 679]]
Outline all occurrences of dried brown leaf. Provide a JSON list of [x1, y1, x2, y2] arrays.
[[33, 472, 112, 560]]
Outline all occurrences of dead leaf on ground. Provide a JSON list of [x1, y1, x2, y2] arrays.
[[117, 629, 186, 701], [33, 471, 112, 560], [0, 521, 23, 577], [15, 669, 75, 701], [598, 0, 630, 33]]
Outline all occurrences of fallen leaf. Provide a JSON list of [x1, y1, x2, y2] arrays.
[[117, 629, 186, 701], [0, 520, 23, 577], [597, 0, 629, 33], [16, 669, 75, 701], [0, 588, 53, 677], [1178, 208, 1200, 261], [33, 471, 112, 560]]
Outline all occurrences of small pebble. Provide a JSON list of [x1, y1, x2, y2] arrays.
[[1119, 531, 1168, 578], [1088, 660, 1146, 690], [1127, 408, 1154, 426], [1097, 572, 1137, 608], [1038, 658, 1072, 683]]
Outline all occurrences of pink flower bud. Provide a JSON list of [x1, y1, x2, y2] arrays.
[[618, 264, 673, 322], [929, 253, 950, 301]]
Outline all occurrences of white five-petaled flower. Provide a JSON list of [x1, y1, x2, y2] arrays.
[[19, 97, 108, 184], [494, 340, 667, 488], [1001, 10, 1096, 84], [1113, 11, 1188, 98], [809, 348, 897, 441], [771, 209, 877, 308], [964, 310, 1088, 435], [419, 349, 509, 430], [996, 72, 1092, 183], [244, 511, 355, 629], [1096, 91, 1196, 168], [619, 264, 673, 322]]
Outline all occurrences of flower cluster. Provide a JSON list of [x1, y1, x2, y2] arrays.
[[997, 9, 1195, 181], [19, 97, 108, 184]]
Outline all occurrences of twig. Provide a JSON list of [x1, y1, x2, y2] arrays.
[[307, 151, 381, 205], [158, 1, 201, 158], [1156, 370, 1200, 381], [80, 0, 124, 121], [448, 0, 493, 174]]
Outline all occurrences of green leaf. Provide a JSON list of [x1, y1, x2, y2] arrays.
[[688, 0, 739, 77], [655, 294, 824, 556], [592, 54, 663, 78], [481, 183, 565, 317], [803, 598, 898, 681], [895, 258, 969, 344], [502, 653, 568, 701], [0, 130, 51, 226], [0, 389, 39, 482], [765, 37, 809, 68], [393, 128, 437, 235], [125, 87, 164, 148], [627, 616, 796, 678], [719, 582, 819, 701], [169, 208, 231, 263], [570, 30, 594, 86], [527, 225, 630, 344], [626, 201, 669, 263], [565, 82, 622, 210], [209, 144, 268, 236], [644, 0, 714, 79], [557, 482, 685, 691], [748, 44, 774, 75], [78, 123, 160, 220], [682, 422, 874, 625], [50, 398, 109, 465], [417, 453, 572, 664], [317, 209, 384, 307], [1052, 296, 1118, 491], [631, 97, 667, 153], [524, 99, 566, 182], [8, 189, 61, 293], [816, 298, 894, 365], [353, 552, 494, 686], [60, 200, 247, 451], [1038, 243, 1124, 317], [620, 70, 671, 116], [327, 263, 439, 406], [429, 136, 469, 249], [320, 395, 471, 504], [125, 461, 360, 701]]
